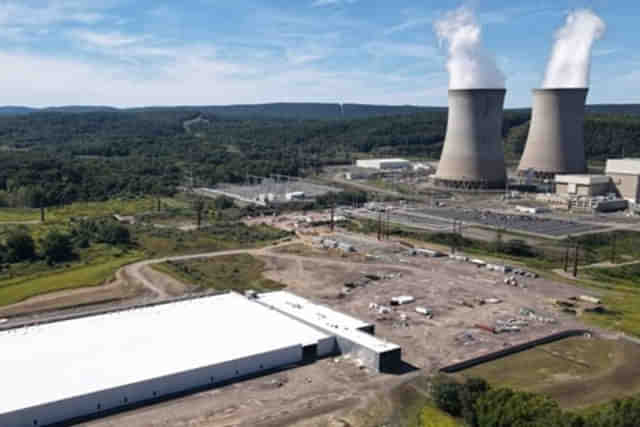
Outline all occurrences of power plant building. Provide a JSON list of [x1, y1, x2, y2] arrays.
[[606, 159, 640, 204], [356, 158, 411, 170], [555, 174, 611, 197], [0, 292, 399, 427], [518, 88, 588, 177], [434, 89, 507, 189]]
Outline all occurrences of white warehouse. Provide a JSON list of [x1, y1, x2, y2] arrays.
[[355, 158, 411, 170], [0, 293, 336, 427]]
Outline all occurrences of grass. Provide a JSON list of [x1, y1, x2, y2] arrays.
[[153, 254, 284, 292], [457, 337, 640, 409], [0, 196, 290, 308], [0, 208, 40, 222], [135, 223, 290, 257], [577, 263, 640, 336], [417, 406, 461, 427], [0, 250, 143, 306]]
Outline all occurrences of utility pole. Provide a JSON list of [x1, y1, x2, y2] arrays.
[[385, 209, 391, 240], [573, 243, 579, 278], [564, 235, 571, 272], [611, 233, 617, 264], [330, 193, 336, 232], [377, 211, 382, 241]]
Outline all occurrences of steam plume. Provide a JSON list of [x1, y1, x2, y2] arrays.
[[543, 9, 605, 88], [434, 6, 505, 89]]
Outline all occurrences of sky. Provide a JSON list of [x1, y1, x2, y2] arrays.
[[0, 0, 636, 108]]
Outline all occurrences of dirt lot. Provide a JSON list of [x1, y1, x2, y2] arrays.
[[260, 246, 595, 372], [7, 235, 630, 426]]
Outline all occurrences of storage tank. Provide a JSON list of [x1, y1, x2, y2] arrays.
[[434, 89, 507, 189], [518, 88, 588, 177]]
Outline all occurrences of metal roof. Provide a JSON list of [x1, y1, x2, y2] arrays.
[[0, 293, 329, 415], [258, 291, 399, 353], [606, 159, 640, 176]]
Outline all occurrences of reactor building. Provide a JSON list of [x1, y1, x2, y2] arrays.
[[518, 88, 589, 177], [434, 89, 507, 189]]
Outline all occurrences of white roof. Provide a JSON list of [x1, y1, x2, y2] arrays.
[[555, 174, 610, 185], [0, 293, 328, 415], [258, 291, 399, 353], [357, 158, 409, 163], [606, 159, 640, 175]]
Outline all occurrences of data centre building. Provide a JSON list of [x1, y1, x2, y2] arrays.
[[0, 293, 337, 427], [0, 291, 400, 426]]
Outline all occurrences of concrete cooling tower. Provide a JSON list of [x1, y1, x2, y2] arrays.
[[518, 88, 588, 177], [434, 89, 507, 189]]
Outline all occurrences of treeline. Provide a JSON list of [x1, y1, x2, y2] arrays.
[[505, 114, 640, 161], [0, 219, 131, 265], [431, 376, 640, 427], [0, 109, 638, 208]]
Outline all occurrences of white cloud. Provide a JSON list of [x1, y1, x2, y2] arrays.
[[68, 30, 146, 48], [364, 41, 440, 60], [311, 0, 356, 8], [0, 1, 107, 27], [0, 48, 448, 107], [383, 17, 432, 35]]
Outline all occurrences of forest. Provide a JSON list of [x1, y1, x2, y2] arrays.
[[0, 104, 639, 208]]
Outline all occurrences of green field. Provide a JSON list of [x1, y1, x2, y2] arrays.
[[0, 250, 142, 306], [457, 337, 640, 409], [153, 254, 285, 293], [0, 208, 40, 222], [578, 263, 640, 336], [0, 196, 290, 308]]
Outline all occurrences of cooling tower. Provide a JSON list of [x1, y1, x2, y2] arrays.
[[434, 89, 507, 189], [518, 88, 588, 176]]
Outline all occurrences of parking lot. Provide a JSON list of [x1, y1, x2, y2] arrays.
[[407, 207, 608, 237]]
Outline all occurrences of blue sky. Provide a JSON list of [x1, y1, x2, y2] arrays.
[[0, 0, 636, 107]]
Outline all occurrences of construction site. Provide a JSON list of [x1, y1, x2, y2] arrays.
[[2, 216, 639, 426]]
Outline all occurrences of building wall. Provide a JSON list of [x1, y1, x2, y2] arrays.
[[1, 346, 302, 427], [379, 161, 410, 170], [556, 182, 611, 197], [609, 173, 640, 203]]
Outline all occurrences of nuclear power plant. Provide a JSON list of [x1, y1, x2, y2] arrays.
[[518, 88, 589, 177], [434, 89, 507, 189]]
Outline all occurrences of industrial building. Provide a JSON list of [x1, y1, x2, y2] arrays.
[[434, 89, 507, 189], [518, 89, 588, 177], [606, 159, 640, 204], [555, 174, 611, 197], [257, 291, 401, 372], [0, 292, 400, 426], [355, 158, 411, 170]]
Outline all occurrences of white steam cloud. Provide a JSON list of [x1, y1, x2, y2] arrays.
[[434, 6, 505, 89], [543, 9, 605, 88]]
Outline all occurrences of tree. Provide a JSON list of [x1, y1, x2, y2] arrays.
[[193, 198, 206, 230], [474, 388, 566, 427], [214, 195, 234, 210], [41, 231, 74, 264], [98, 222, 131, 245], [460, 378, 489, 427], [431, 376, 463, 416], [6, 232, 36, 262], [585, 396, 640, 427]]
